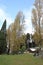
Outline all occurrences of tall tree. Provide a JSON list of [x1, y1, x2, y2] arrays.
[[0, 20, 7, 54], [13, 11, 25, 37], [32, 0, 43, 46], [7, 11, 25, 54]]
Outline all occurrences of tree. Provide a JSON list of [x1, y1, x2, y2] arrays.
[[25, 33, 30, 49], [1, 19, 6, 33], [7, 11, 25, 54], [0, 20, 7, 54], [32, 0, 43, 46], [7, 26, 11, 54], [13, 11, 25, 37]]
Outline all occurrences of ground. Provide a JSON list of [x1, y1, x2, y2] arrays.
[[0, 53, 43, 65]]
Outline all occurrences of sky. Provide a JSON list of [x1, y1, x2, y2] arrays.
[[0, 0, 35, 34]]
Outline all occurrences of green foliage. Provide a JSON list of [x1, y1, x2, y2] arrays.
[[0, 20, 7, 54], [11, 35, 26, 54], [0, 31, 7, 54], [1, 19, 6, 33], [20, 45, 26, 53], [26, 33, 30, 40]]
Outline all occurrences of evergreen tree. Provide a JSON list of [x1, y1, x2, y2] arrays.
[[0, 20, 7, 54]]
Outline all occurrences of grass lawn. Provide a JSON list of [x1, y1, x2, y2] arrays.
[[0, 53, 43, 65]]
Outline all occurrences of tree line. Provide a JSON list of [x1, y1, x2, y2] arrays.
[[0, 0, 43, 54]]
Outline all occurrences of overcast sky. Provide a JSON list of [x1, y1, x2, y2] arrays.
[[0, 0, 35, 34]]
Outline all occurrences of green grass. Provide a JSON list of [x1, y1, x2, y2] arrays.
[[0, 53, 43, 65]]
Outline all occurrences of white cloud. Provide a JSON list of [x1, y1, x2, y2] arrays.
[[23, 8, 33, 34], [0, 7, 34, 34], [0, 8, 13, 29]]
